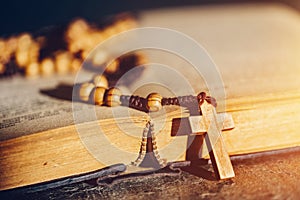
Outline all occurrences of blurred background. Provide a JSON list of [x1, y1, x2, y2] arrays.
[[1, 0, 299, 36], [0, 0, 299, 78]]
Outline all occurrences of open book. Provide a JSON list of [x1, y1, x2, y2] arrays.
[[1, 3, 300, 190]]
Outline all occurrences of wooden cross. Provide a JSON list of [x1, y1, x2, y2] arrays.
[[187, 101, 235, 179]]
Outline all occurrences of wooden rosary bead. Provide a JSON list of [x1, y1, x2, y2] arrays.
[[81, 50, 89, 60], [16, 49, 30, 67], [105, 87, 122, 107], [70, 58, 82, 73], [90, 87, 106, 105], [40, 58, 55, 76], [25, 62, 39, 77], [79, 82, 95, 102], [55, 51, 72, 75], [146, 93, 162, 112], [28, 42, 40, 63], [105, 59, 119, 74], [135, 52, 148, 66], [92, 50, 109, 66], [17, 33, 32, 51], [92, 74, 108, 88]]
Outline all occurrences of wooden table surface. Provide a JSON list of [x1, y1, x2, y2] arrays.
[[3, 146, 300, 199]]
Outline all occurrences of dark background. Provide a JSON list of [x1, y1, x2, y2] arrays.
[[0, 0, 299, 36]]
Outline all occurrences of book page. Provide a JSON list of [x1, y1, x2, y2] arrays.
[[0, 71, 157, 141], [0, 75, 84, 140]]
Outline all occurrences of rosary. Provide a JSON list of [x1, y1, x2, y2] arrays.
[[75, 62, 235, 180]]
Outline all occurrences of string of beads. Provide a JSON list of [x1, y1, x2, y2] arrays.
[[77, 74, 217, 113], [131, 120, 166, 167], [0, 14, 137, 78]]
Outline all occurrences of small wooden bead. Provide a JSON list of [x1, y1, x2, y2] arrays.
[[90, 87, 106, 105], [28, 42, 40, 63], [105, 87, 122, 107], [81, 50, 89, 60], [17, 33, 32, 50], [55, 51, 72, 75], [79, 82, 95, 102], [153, 150, 159, 155], [15, 49, 29, 67], [40, 58, 55, 76], [135, 52, 148, 66], [25, 62, 39, 77], [92, 74, 108, 88], [105, 59, 119, 74], [70, 58, 82, 73], [103, 26, 117, 38], [92, 50, 108, 66], [146, 93, 162, 112]]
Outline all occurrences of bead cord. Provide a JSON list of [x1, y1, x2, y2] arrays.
[[121, 93, 216, 113], [162, 95, 195, 106], [120, 95, 148, 112], [79, 77, 217, 113]]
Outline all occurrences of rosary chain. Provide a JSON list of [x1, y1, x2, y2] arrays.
[[120, 92, 217, 113], [131, 120, 166, 168]]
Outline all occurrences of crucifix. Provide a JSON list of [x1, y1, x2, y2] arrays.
[[127, 91, 235, 180], [186, 97, 235, 179]]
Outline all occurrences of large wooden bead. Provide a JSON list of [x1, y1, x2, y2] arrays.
[[79, 82, 95, 102], [90, 87, 106, 105], [105, 87, 122, 107], [147, 93, 162, 112], [93, 74, 108, 88]]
